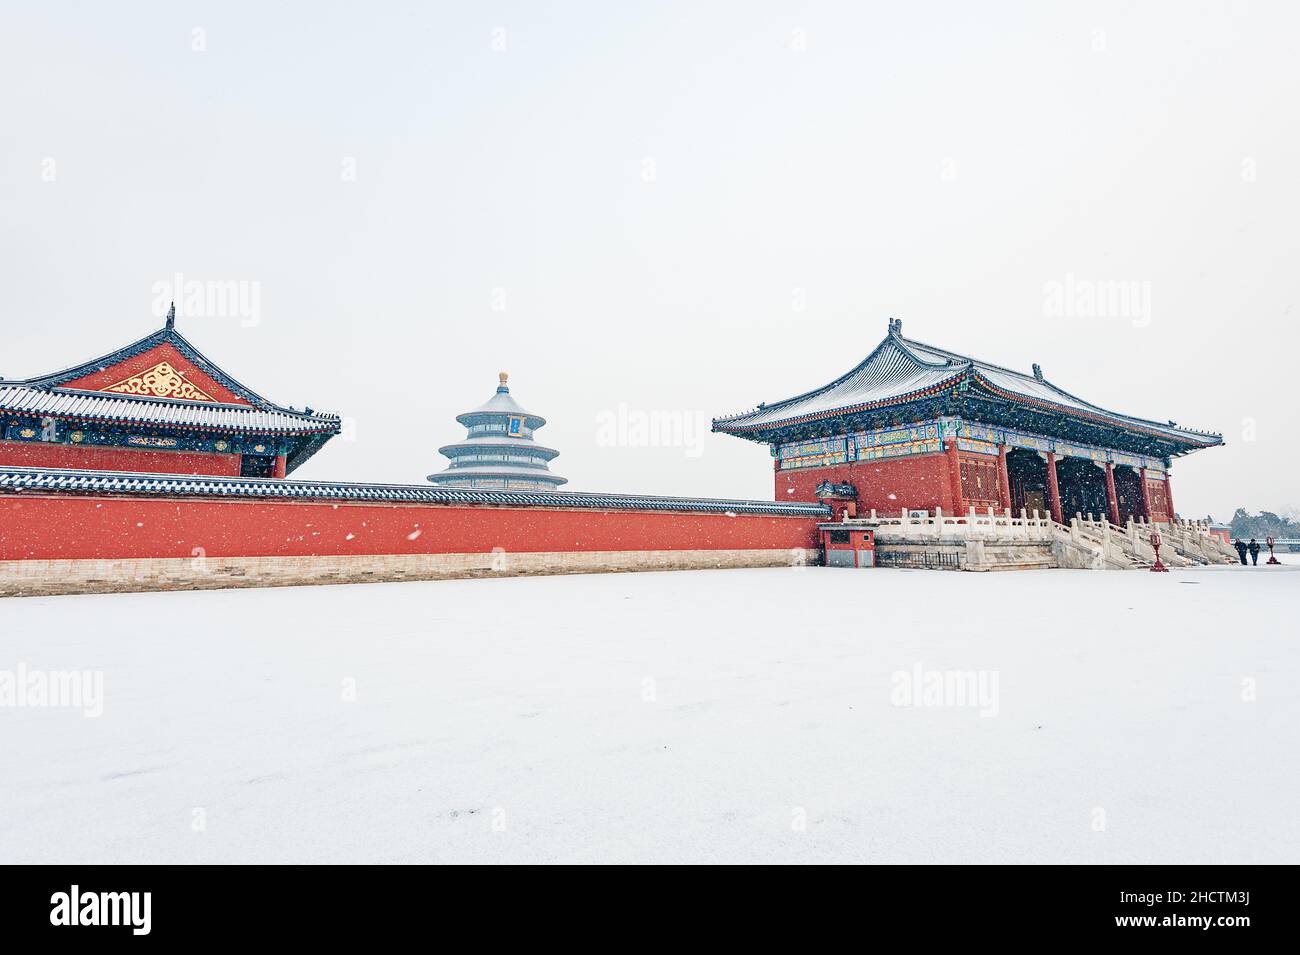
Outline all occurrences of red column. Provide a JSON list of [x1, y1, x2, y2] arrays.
[[1104, 463, 1121, 526], [1163, 474, 1176, 522], [944, 439, 964, 512], [273, 454, 287, 479], [997, 444, 1012, 511], [1045, 452, 1063, 524], [1138, 467, 1152, 522]]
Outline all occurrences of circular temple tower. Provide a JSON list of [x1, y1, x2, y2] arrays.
[[427, 372, 567, 491]]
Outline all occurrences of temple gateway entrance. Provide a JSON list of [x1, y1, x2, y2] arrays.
[[1005, 448, 1049, 517], [1113, 465, 1145, 524], [1055, 457, 1109, 521]]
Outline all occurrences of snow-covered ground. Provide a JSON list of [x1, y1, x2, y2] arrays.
[[2, 565, 1296, 864]]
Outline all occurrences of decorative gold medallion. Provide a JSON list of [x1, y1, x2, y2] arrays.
[[104, 361, 216, 401]]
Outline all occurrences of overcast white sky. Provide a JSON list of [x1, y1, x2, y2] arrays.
[[2, 1, 1296, 520]]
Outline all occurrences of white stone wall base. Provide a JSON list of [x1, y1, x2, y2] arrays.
[[0, 548, 820, 598]]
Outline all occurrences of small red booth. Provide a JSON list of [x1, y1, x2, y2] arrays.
[[820, 524, 875, 568]]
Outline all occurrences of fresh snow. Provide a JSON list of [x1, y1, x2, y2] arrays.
[[1, 565, 1296, 864]]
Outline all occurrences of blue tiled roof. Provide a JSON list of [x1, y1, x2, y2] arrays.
[[0, 467, 830, 517]]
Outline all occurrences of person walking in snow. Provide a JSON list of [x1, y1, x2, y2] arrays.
[[1248, 538, 1261, 566], [1233, 539, 1248, 565]]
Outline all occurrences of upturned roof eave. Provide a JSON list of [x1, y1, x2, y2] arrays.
[[712, 369, 970, 438], [438, 440, 560, 460], [715, 377, 1222, 452], [4, 384, 341, 423], [0, 390, 342, 436], [712, 332, 917, 431], [712, 325, 1222, 450], [427, 468, 569, 485], [965, 372, 1222, 449], [455, 410, 547, 429], [897, 332, 1222, 445]]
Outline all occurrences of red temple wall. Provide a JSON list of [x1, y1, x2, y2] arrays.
[[0, 494, 821, 562], [0, 441, 242, 476], [773, 445, 1177, 523], [58, 342, 251, 405], [775, 451, 960, 513]]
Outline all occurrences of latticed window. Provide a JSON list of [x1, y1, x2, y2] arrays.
[[960, 458, 1000, 506]]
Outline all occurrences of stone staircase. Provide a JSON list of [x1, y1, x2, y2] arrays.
[[1052, 517, 1145, 569], [1143, 518, 1238, 565], [1072, 514, 1237, 567], [851, 507, 1237, 572]]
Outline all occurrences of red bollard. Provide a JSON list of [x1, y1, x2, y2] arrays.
[[1266, 536, 1281, 565], [1150, 531, 1169, 572]]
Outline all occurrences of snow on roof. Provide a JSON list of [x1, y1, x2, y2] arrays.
[[455, 378, 546, 427], [427, 463, 567, 482], [436, 434, 561, 459], [0, 384, 339, 434], [5, 319, 340, 434], [713, 321, 1222, 448]]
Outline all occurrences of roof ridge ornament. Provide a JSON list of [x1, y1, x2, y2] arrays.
[[497, 371, 509, 393], [165, 301, 176, 330], [888, 317, 903, 336], [1032, 362, 1043, 380]]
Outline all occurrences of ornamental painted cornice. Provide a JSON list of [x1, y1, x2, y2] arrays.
[[772, 416, 1171, 473]]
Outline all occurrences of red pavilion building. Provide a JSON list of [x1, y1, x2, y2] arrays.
[[713, 319, 1222, 525], [0, 306, 340, 478]]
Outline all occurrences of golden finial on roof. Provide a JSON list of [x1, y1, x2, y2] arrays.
[[499, 371, 509, 386]]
